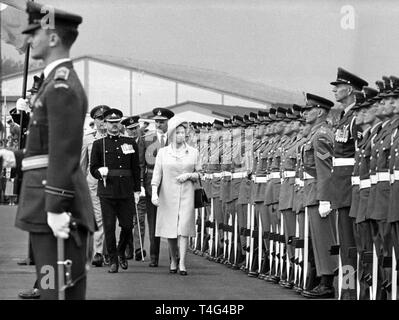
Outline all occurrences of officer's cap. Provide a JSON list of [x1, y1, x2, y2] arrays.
[[22, 2, 82, 35], [243, 114, 254, 126], [330, 67, 368, 90], [103, 108, 123, 123], [90, 105, 111, 119], [303, 93, 334, 110], [276, 107, 287, 121], [352, 91, 367, 111], [152, 108, 174, 120], [223, 119, 232, 128], [381, 75, 399, 98], [27, 75, 43, 94], [121, 116, 140, 129], [268, 108, 277, 121], [355, 87, 380, 109]]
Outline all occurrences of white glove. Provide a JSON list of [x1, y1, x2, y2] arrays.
[[0, 149, 16, 168], [176, 173, 192, 183], [318, 201, 332, 218], [16, 98, 30, 112], [151, 195, 160, 207], [134, 191, 140, 204], [98, 167, 108, 177], [47, 212, 71, 239], [140, 186, 146, 197]]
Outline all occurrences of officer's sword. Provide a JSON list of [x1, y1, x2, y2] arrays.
[[303, 206, 309, 290], [133, 200, 145, 262], [392, 248, 397, 300]]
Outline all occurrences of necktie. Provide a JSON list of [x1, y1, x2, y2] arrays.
[[160, 134, 165, 147]]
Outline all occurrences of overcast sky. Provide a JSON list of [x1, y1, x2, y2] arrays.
[[3, 0, 399, 101]]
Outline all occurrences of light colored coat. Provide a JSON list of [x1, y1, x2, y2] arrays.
[[151, 144, 201, 238]]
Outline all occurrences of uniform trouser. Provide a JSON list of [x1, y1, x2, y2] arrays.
[[253, 202, 270, 272], [237, 203, 247, 261], [355, 221, 373, 300], [146, 195, 160, 263], [282, 209, 296, 281], [226, 199, 239, 263], [370, 219, 392, 299], [307, 205, 338, 277], [266, 203, 280, 274], [100, 197, 134, 264], [212, 197, 223, 255], [392, 222, 399, 263], [338, 206, 357, 298], [30, 229, 89, 300], [89, 184, 105, 256]]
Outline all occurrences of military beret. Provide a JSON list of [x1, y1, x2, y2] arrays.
[[152, 107, 174, 120], [103, 108, 123, 122], [22, 1, 83, 34], [121, 116, 140, 129], [303, 93, 334, 110], [213, 119, 224, 127], [330, 67, 368, 90], [90, 105, 110, 119]]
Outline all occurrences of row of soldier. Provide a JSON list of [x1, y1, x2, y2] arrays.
[[186, 67, 399, 300]]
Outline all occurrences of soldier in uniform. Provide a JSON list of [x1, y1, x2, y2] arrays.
[[351, 86, 380, 299], [0, 2, 95, 299], [121, 116, 147, 261], [300, 93, 338, 299], [90, 109, 141, 273], [330, 67, 368, 299], [141, 108, 174, 267], [81, 105, 110, 267]]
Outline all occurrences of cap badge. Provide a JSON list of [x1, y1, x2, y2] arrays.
[[157, 110, 162, 116]]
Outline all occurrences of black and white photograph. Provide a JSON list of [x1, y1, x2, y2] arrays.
[[1, 0, 399, 307]]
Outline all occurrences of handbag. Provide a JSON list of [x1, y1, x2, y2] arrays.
[[194, 177, 209, 208]]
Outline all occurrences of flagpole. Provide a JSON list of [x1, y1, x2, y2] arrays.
[[18, 0, 32, 150]]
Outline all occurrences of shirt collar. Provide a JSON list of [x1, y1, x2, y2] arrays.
[[43, 58, 71, 79], [157, 131, 167, 141], [344, 102, 356, 115]]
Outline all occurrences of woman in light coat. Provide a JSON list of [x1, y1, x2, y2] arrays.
[[151, 119, 201, 275]]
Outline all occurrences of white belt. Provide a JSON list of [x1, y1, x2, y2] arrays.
[[295, 178, 304, 187], [377, 172, 390, 182], [351, 176, 360, 186], [269, 172, 281, 179], [251, 174, 256, 181], [221, 171, 232, 177], [232, 172, 247, 179], [303, 172, 315, 180], [213, 173, 222, 178], [333, 157, 355, 167], [21, 155, 49, 171], [370, 174, 377, 185], [359, 179, 371, 189], [283, 171, 296, 178], [394, 170, 399, 181], [205, 173, 213, 179], [255, 176, 268, 183]]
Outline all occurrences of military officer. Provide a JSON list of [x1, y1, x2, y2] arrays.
[[0, 2, 95, 299], [81, 105, 110, 267], [300, 93, 338, 299], [351, 86, 381, 299], [90, 109, 141, 273], [141, 107, 174, 267], [121, 116, 147, 261], [330, 67, 368, 299]]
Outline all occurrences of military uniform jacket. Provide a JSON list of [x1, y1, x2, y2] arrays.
[[90, 134, 141, 198], [388, 121, 399, 223], [209, 129, 222, 198], [293, 135, 307, 213], [81, 130, 106, 188], [302, 122, 334, 207], [140, 131, 168, 196], [331, 106, 359, 208], [14, 61, 95, 233], [279, 135, 299, 211]]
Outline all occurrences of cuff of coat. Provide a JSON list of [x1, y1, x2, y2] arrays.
[[45, 186, 75, 213]]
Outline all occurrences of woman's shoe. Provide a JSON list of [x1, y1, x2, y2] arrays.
[[179, 270, 188, 276], [169, 268, 177, 274]]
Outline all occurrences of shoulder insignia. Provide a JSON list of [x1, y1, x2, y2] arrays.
[[54, 83, 69, 89], [54, 67, 70, 81], [316, 151, 331, 160]]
